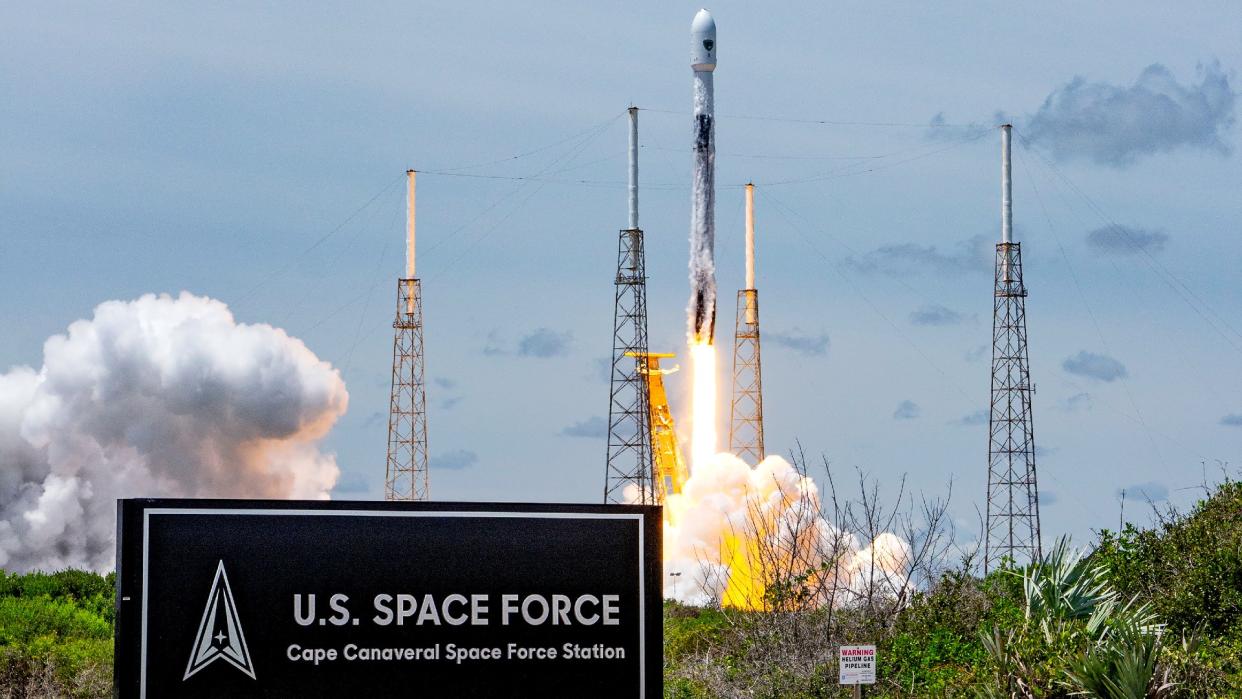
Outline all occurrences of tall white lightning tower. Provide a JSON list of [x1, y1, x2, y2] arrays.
[[386, 170, 430, 501], [985, 125, 1041, 570], [729, 183, 765, 463]]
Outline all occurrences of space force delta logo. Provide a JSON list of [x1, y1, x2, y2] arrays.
[[184, 561, 256, 681]]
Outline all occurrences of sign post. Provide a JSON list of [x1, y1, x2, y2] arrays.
[[839, 644, 876, 696], [115, 499, 661, 698]]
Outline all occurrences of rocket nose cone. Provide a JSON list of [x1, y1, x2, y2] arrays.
[[691, 8, 715, 33], [690, 8, 717, 71]]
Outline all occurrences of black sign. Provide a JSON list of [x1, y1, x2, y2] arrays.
[[115, 499, 661, 698]]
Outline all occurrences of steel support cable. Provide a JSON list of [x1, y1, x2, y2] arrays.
[[339, 201, 404, 377], [235, 173, 406, 306], [278, 182, 403, 327], [638, 107, 985, 129], [418, 114, 625, 259], [1013, 129, 1242, 353], [761, 189, 974, 404], [421, 112, 629, 174], [423, 113, 619, 282], [1017, 144, 1233, 412], [1016, 145, 1169, 471]]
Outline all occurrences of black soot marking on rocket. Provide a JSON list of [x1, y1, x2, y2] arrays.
[[695, 115, 713, 152]]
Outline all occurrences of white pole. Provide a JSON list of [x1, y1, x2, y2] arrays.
[[405, 169, 416, 314], [628, 107, 639, 230], [1001, 125, 1012, 245], [406, 170, 417, 277], [745, 183, 755, 290]]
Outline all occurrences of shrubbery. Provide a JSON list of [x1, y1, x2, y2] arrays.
[[0, 570, 114, 697], [665, 477, 1242, 697]]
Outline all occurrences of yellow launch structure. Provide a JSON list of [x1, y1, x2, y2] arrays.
[[625, 352, 690, 510]]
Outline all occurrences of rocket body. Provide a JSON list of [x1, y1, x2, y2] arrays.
[[688, 9, 717, 344]]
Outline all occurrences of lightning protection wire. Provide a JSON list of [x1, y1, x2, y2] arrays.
[[761, 188, 974, 405], [639, 107, 986, 129], [235, 172, 407, 307], [1016, 144, 1169, 472], [1014, 129, 1242, 355]]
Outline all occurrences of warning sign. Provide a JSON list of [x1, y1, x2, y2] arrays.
[[838, 644, 876, 685]]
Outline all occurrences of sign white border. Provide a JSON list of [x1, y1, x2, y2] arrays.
[[838, 643, 876, 685], [141, 508, 648, 698]]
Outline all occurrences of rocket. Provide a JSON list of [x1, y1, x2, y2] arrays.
[[688, 9, 717, 344]]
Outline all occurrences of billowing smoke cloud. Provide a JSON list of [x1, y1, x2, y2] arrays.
[[1025, 63, 1235, 167], [659, 453, 910, 608], [0, 292, 348, 572]]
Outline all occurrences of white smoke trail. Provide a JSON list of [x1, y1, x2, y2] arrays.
[[0, 292, 348, 572], [688, 69, 717, 343]]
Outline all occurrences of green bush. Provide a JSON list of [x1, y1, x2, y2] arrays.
[[0, 569, 114, 697]]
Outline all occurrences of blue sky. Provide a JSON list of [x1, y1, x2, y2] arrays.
[[3, 2, 1240, 547]]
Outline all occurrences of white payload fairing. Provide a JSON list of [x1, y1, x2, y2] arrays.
[[688, 9, 717, 344]]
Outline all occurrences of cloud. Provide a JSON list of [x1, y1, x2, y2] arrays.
[[561, 416, 608, 439], [0, 292, 347, 572], [483, 328, 572, 358], [846, 235, 991, 275], [482, 330, 507, 356], [964, 345, 988, 363], [767, 329, 830, 356], [1025, 63, 1235, 167], [924, 112, 998, 143], [910, 304, 966, 326], [1118, 481, 1169, 503], [1058, 392, 1093, 412], [1221, 414, 1242, 427], [1085, 226, 1169, 254], [432, 449, 478, 470], [892, 400, 920, 420], [955, 409, 989, 426], [1062, 351, 1128, 382], [432, 376, 463, 410], [518, 328, 571, 358]]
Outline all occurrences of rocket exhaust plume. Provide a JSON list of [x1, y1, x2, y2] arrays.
[[688, 8, 717, 346]]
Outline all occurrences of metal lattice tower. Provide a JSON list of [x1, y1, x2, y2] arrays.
[[604, 228, 653, 504], [985, 126, 1040, 571], [604, 108, 655, 504], [386, 171, 429, 501], [729, 184, 765, 463]]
